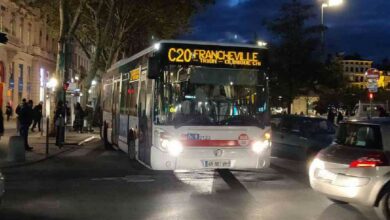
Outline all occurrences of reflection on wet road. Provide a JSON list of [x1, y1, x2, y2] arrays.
[[0, 144, 384, 220]]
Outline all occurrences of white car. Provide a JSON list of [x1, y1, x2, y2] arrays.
[[309, 118, 390, 218]]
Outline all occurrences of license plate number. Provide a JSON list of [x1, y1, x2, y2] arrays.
[[203, 160, 231, 168]]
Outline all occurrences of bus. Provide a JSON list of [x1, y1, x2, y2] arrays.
[[101, 40, 271, 170]]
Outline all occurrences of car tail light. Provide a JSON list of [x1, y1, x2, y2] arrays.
[[349, 153, 388, 168]]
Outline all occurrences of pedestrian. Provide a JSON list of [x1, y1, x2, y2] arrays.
[[54, 101, 65, 147], [19, 99, 33, 151], [31, 102, 43, 132], [327, 108, 335, 124], [378, 106, 389, 117], [65, 101, 71, 125], [336, 111, 344, 124], [15, 99, 26, 135], [5, 102, 12, 121], [73, 102, 84, 133], [85, 102, 94, 132]]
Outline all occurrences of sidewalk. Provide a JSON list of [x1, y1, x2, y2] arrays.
[[0, 119, 99, 168]]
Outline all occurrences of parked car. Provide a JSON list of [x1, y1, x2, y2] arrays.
[[271, 115, 336, 165], [309, 117, 390, 218], [0, 171, 4, 204], [349, 102, 388, 120]]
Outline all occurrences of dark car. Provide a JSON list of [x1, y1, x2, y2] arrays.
[[271, 115, 336, 163]]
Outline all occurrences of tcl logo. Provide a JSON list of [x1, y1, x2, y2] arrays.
[[238, 134, 249, 146]]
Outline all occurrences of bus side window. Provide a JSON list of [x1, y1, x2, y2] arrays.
[[128, 82, 138, 116]]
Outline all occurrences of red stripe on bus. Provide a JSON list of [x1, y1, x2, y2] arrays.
[[182, 140, 249, 147]]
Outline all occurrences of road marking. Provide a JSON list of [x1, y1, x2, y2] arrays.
[[91, 175, 155, 183], [78, 136, 96, 146], [217, 169, 252, 195], [63, 148, 93, 157]]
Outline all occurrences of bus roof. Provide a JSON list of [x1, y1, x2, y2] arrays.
[[107, 40, 267, 73]]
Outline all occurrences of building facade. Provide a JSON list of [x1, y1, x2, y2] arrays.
[[0, 0, 57, 114], [340, 59, 373, 89]]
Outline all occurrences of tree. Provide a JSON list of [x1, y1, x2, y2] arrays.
[[265, 0, 342, 113], [73, 0, 213, 105]]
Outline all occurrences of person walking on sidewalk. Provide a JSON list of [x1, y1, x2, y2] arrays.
[[73, 102, 84, 133], [31, 102, 43, 132], [54, 101, 66, 147], [15, 99, 26, 135], [19, 100, 33, 151], [85, 102, 94, 132], [5, 102, 12, 121]]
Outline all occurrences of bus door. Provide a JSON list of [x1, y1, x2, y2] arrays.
[[112, 79, 121, 146], [138, 73, 153, 165]]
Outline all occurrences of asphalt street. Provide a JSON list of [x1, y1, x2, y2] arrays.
[[0, 140, 384, 220]]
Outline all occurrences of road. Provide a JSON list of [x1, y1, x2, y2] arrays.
[[0, 141, 384, 220]]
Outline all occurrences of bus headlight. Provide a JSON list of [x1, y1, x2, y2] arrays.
[[166, 140, 183, 156], [252, 140, 270, 154], [160, 139, 183, 156]]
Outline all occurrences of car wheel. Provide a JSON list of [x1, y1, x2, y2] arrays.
[[379, 189, 390, 219], [328, 197, 348, 204]]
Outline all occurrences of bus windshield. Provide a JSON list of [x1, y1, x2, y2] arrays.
[[154, 65, 268, 127]]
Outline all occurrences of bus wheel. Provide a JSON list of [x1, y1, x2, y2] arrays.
[[103, 122, 112, 150], [128, 136, 136, 160]]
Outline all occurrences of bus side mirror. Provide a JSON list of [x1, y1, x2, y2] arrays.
[[147, 56, 161, 79]]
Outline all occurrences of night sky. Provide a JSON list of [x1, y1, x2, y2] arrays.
[[181, 0, 390, 63]]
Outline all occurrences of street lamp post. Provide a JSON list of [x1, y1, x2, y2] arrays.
[[321, 0, 343, 51]]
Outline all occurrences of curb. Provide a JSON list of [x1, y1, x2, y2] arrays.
[[0, 135, 98, 169]]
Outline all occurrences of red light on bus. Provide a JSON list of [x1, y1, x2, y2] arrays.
[[128, 88, 135, 94], [368, 93, 374, 100]]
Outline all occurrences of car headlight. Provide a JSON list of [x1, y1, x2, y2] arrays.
[[252, 140, 270, 154]]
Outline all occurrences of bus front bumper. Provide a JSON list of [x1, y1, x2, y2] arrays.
[[150, 146, 270, 170]]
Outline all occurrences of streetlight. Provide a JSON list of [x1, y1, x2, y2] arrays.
[[46, 77, 58, 92], [257, 41, 267, 47], [321, 0, 343, 49]]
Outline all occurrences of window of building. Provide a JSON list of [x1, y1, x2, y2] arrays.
[[18, 64, 23, 103], [19, 18, 24, 41], [360, 76, 364, 82], [360, 67, 364, 72], [355, 76, 359, 82], [0, 6, 4, 32], [345, 67, 348, 72], [46, 34, 49, 50], [26, 66, 31, 99], [10, 17, 15, 35], [39, 29, 42, 45], [27, 23, 31, 45]]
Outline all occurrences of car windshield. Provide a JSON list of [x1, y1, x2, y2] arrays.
[[154, 65, 268, 126], [336, 123, 383, 149]]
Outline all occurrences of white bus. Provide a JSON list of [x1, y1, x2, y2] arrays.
[[101, 40, 271, 170]]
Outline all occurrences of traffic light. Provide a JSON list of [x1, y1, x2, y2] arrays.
[[0, 32, 8, 44], [63, 82, 70, 91], [369, 92, 374, 100]]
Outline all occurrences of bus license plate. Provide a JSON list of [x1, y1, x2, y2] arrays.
[[203, 160, 231, 168]]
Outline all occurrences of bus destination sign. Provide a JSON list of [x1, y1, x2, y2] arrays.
[[160, 43, 266, 69]]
